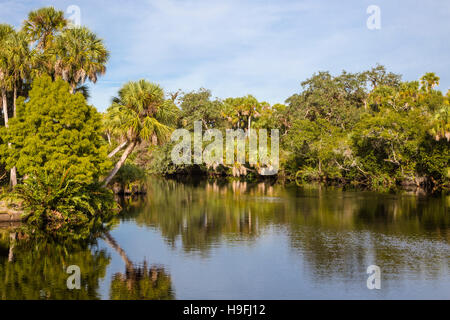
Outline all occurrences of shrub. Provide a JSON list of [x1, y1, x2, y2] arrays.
[[3, 169, 117, 237]]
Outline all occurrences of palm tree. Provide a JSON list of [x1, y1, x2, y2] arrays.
[[0, 24, 18, 187], [0, 24, 15, 127], [51, 27, 109, 93], [103, 110, 127, 157], [3, 31, 34, 117], [420, 72, 440, 93], [22, 6, 67, 51], [429, 106, 450, 141], [0, 29, 34, 187], [102, 80, 178, 187]]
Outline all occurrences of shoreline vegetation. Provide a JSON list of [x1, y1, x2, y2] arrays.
[[0, 7, 448, 236]]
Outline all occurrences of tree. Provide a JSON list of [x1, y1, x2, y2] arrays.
[[2, 30, 34, 117], [22, 6, 67, 51], [285, 118, 351, 181], [420, 72, 440, 93], [51, 27, 109, 93], [0, 24, 15, 127], [363, 64, 402, 89], [0, 75, 110, 185], [0, 24, 20, 187], [223, 95, 261, 131], [285, 71, 368, 130], [179, 88, 224, 130], [102, 80, 178, 187]]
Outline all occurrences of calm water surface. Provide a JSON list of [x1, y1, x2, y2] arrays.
[[1, 179, 449, 299]]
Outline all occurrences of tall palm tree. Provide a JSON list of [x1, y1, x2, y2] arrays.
[[0, 24, 15, 127], [3, 31, 34, 117], [102, 80, 178, 187], [0, 30, 34, 187], [22, 6, 67, 51], [0, 25, 18, 187], [420, 72, 440, 93], [51, 27, 109, 93]]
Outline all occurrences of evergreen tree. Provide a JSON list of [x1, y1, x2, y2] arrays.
[[0, 75, 110, 184]]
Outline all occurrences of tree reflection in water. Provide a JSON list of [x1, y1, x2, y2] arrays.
[[0, 178, 448, 299], [118, 178, 449, 286], [0, 222, 174, 300], [0, 229, 110, 300], [103, 232, 174, 300]]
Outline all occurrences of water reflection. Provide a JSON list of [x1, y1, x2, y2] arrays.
[[104, 232, 174, 300], [0, 179, 449, 299], [116, 179, 449, 298], [0, 233, 110, 299], [0, 221, 174, 300], [121, 179, 449, 247]]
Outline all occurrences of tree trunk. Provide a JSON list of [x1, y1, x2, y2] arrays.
[[10, 165, 17, 188], [13, 85, 17, 117], [2, 90, 17, 187], [318, 159, 322, 177], [10, 86, 18, 187], [102, 141, 136, 188], [8, 233, 16, 262], [103, 231, 133, 270], [108, 140, 127, 158], [2, 89, 8, 127]]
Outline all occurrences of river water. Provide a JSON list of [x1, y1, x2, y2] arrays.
[[1, 179, 449, 299]]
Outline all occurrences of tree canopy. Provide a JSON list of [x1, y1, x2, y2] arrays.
[[0, 75, 110, 184]]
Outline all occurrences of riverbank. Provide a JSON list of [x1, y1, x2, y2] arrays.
[[0, 201, 23, 223]]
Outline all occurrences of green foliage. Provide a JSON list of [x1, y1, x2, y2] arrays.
[[0, 75, 111, 184], [22, 6, 67, 50], [280, 68, 449, 190], [3, 169, 116, 237], [139, 67, 448, 191], [286, 118, 351, 181], [0, 237, 110, 299], [285, 71, 367, 130], [112, 162, 146, 187], [108, 80, 178, 143], [223, 95, 263, 130], [50, 26, 109, 92], [179, 88, 225, 130]]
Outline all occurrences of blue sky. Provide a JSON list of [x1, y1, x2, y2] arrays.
[[1, 0, 449, 111]]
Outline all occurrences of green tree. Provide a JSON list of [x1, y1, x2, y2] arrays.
[[22, 6, 67, 51], [363, 64, 402, 89], [285, 118, 351, 181], [285, 71, 368, 130], [0, 24, 15, 127], [0, 75, 110, 184], [420, 72, 440, 93], [1, 30, 34, 117], [102, 80, 178, 187], [0, 25, 30, 187], [179, 88, 224, 130], [51, 27, 109, 93], [223, 95, 262, 131]]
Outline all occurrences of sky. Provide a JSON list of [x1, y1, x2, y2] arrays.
[[0, 0, 449, 112]]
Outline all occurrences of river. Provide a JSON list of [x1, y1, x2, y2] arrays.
[[0, 179, 449, 299]]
